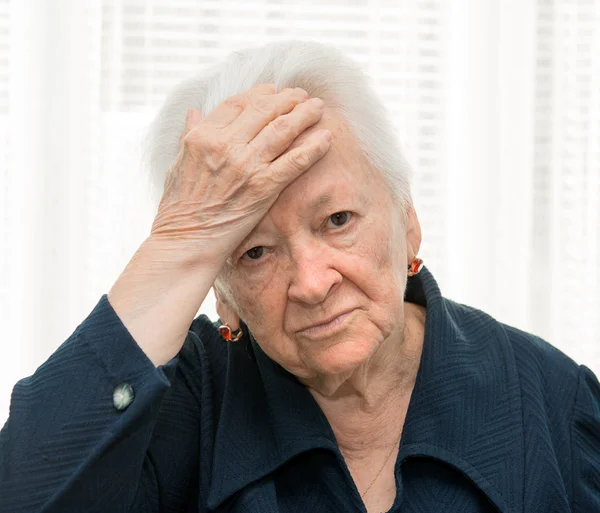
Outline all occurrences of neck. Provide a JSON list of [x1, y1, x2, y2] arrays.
[[303, 302, 426, 455]]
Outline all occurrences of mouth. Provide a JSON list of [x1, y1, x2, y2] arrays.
[[298, 310, 354, 338]]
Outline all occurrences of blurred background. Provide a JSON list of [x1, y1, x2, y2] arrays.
[[1, 0, 599, 423]]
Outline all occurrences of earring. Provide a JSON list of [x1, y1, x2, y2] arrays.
[[219, 324, 243, 342], [407, 257, 424, 277]]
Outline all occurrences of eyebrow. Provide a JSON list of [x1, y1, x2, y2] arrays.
[[308, 194, 333, 211], [235, 194, 334, 249]]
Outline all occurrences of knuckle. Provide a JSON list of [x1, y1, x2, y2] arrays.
[[182, 129, 203, 155], [290, 150, 311, 170], [224, 95, 245, 111], [183, 131, 230, 169], [228, 161, 246, 182], [248, 171, 272, 193], [253, 97, 277, 117], [270, 116, 291, 136], [206, 137, 230, 158]]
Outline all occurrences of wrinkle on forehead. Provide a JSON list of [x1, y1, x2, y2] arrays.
[[284, 106, 360, 164], [248, 107, 387, 237], [279, 108, 374, 190]]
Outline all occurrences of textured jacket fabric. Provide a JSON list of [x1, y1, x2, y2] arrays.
[[1, 266, 599, 512]]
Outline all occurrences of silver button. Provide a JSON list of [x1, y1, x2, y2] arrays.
[[113, 383, 134, 411]]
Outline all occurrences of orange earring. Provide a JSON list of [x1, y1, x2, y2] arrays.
[[407, 257, 423, 277], [219, 324, 243, 342]]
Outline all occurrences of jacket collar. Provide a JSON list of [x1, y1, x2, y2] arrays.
[[208, 266, 524, 512], [207, 324, 338, 508], [399, 267, 524, 512]]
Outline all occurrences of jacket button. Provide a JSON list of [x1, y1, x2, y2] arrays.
[[113, 383, 134, 411]]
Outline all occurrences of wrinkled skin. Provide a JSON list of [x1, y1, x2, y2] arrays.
[[216, 107, 423, 397], [149, 83, 425, 511], [151, 84, 333, 268]]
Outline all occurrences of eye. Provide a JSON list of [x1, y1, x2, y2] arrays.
[[328, 211, 352, 228], [242, 246, 265, 260]]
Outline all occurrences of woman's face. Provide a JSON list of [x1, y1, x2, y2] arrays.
[[223, 109, 415, 380]]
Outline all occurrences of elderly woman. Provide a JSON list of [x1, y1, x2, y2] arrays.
[[1, 41, 599, 513]]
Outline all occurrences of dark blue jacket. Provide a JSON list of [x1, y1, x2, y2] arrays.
[[1, 267, 599, 512]]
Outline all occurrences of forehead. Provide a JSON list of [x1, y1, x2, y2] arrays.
[[270, 108, 386, 215], [285, 107, 368, 174]]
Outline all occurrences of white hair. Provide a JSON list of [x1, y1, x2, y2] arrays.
[[142, 39, 413, 212]]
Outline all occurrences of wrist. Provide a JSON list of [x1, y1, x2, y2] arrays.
[[142, 234, 225, 277]]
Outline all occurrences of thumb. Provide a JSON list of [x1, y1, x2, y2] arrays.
[[179, 108, 203, 151]]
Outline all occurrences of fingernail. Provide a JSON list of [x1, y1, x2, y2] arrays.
[[310, 97, 325, 108], [187, 108, 202, 125], [194, 109, 204, 123], [322, 130, 332, 141]]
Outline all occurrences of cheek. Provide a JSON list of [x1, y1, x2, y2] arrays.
[[352, 218, 402, 284], [227, 262, 287, 332], [346, 221, 406, 321]]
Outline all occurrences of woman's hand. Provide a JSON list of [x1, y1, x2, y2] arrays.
[[150, 83, 332, 269], [108, 84, 331, 366]]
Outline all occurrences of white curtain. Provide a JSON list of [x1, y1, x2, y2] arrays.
[[1, 0, 599, 423]]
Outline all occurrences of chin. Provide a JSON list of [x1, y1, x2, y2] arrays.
[[308, 334, 381, 376]]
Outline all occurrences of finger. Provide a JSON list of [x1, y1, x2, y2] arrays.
[[227, 87, 309, 142], [266, 129, 332, 188], [179, 108, 203, 151], [204, 83, 277, 128], [249, 97, 325, 162]]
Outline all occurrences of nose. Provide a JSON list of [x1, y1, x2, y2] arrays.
[[287, 242, 342, 305]]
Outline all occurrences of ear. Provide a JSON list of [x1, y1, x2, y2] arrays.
[[405, 203, 422, 263], [214, 286, 241, 331]]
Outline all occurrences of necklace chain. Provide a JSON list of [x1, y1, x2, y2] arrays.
[[359, 433, 402, 499]]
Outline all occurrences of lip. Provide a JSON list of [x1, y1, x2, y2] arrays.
[[298, 310, 355, 338]]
